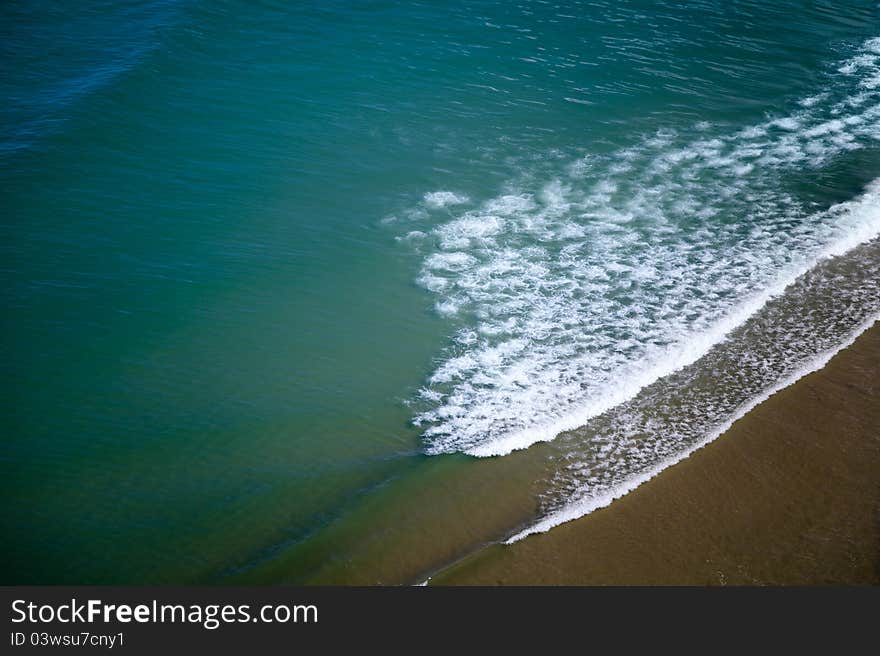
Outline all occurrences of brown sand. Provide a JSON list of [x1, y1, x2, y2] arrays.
[[433, 323, 880, 585]]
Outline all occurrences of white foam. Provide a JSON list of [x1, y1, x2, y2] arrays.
[[404, 36, 880, 460], [799, 93, 827, 107], [771, 117, 801, 131], [465, 183, 880, 456], [506, 312, 879, 542], [423, 191, 470, 209], [804, 118, 845, 138], [424, 251, 476, 271], [436, 214, 504, 249]]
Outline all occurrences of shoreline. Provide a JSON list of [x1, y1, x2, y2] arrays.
[[431, 322, 880, 585]]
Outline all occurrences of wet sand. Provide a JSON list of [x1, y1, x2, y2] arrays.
[[433, 323, 880, 585]]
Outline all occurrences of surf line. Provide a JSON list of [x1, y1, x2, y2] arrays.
[[505, 310, 880, 543]]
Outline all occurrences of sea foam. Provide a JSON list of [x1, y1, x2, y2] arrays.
[[405, 37, 880, 461], [509, 306, 880, 542]]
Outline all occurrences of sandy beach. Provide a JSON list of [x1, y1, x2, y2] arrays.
[[432, 323, 880, 585]]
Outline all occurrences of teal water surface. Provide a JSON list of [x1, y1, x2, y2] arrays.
[[3, 1, 880, 583]]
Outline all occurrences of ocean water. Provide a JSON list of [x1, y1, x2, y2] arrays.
[[2, 0, 879, 584]]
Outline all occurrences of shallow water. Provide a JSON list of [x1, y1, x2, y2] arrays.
[[2, 1, 879, 583]]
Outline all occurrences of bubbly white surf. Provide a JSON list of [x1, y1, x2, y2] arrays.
[[405, 37, 880, 458], [508, 309, 880, 542]]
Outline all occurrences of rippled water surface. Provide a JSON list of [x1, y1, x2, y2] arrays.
[[2, 1, 879, 583]]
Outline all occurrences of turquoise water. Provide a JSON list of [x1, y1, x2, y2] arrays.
[[3, 1, 880, 584]]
